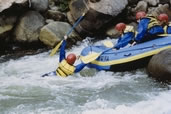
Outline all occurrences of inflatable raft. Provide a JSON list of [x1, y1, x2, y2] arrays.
[[80, 36, 171, 71]]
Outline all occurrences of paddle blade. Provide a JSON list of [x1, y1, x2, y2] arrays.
[[80, 52, 101, 64], [103, 41, 114, 48], [50, 40, 63, 56]]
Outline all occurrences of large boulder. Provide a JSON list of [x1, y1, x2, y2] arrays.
[[68, 0, 128, 36], [46, 10, 66, 21], [147, 49, 171, 82], [30, 0, 49, 12], [0, 0, 27, 13], [132, 1, 148, 12], [144, 0, 159, 6], [14, 11, 45, 42], [148, 4, 171, 18], [39, 21, 80, 47], [88, 0, 128, 16], [0, 16, 17, 35]]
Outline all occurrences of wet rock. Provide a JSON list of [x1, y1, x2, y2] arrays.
[[144, 0, 159, 6], [106, 27, 120, 38], [89, 0, 128, 16], [132, 1, 148, 12], [127, 0, 139, 5], [39, 21, 80, 47], [30, 0, 49, 12], [46, 10, 66, 21], [14, 11, 45, 42], [66, 12, 75, 25], [148, 4, 171, 17], [0, 15, 17, 35], [45, 19, 55, 24], [69, 0, 128, 36], [147, 49, 171, 82], [0, 0, 27, 13], [90, 0, 100, 3], [159, 0, 170, 4]]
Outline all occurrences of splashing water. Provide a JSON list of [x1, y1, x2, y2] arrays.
[[0, 39, 171, 114]]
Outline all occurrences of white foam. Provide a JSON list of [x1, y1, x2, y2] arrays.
[[0, 38, 171, 114]]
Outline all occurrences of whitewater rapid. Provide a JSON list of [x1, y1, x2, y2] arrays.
[[0, 39, 171, 114]]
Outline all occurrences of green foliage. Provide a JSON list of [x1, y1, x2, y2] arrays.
[[58, 0, 71, 12]]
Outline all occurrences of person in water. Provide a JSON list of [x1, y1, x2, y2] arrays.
[[132, 11, 164, 45], [157, 13, 171, 34], [114, 22, 136, 50], [42, 36, 87, 77]]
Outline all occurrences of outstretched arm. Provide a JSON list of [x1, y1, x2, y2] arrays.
[[74, 63, 87, 73], [59, 40, 67, 62]]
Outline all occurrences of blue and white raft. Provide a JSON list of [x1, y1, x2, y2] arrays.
[[80, 36, 171, 72]]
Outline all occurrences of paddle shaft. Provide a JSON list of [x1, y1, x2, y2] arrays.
[[50, 13, 85, 56], [66, 13, 85, 37], [81, 47, 114, 64]]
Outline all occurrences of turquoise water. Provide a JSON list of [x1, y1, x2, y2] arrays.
[[0, 39, 171, 114]]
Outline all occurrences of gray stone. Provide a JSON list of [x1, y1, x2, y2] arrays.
[[0, 0, 27, 12], [46, 10, 66, 21], [133, 1, 148, 12], [45, 19, 55, 24], [147, 49, 171, 82], [90, 0, 100, 3], [89, 0, 128, 16], [39, 22, 80, 47], [144, 0, 159, 6], [14, 11, 45, 42], [31, 0, 49, 12], [69, 0, 128, 35], [148, 4, 170, 17], [106, 27, 120, 38], [0, 16, 17, 35]]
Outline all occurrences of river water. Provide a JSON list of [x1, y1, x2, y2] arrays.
[[0, 39, 171, 114]]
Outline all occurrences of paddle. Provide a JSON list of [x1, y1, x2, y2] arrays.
[[81, 33, 171, 64], [103, 40, 114, 48], [50, 13, 86, 56], [81, 47, 114, 64], [80, 40, 115, 63]]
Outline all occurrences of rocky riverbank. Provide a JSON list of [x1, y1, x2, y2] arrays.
[[0, 0, 79, 56], [0, 0, 171, 56]]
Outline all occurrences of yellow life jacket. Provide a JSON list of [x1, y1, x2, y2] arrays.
[[56, 60, 75, 77], [122, 25, 136, 37], [145, 15, 160, 30], [124, 25, 135, 33], [163, 22, 171, 34]]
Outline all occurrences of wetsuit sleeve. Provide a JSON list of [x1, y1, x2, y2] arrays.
[[74, 63, 87, 73], [114, 32, 134, 49], [167, 26, 171, 34], [59, 40, 66, 62], [135, 18, 149, 43]]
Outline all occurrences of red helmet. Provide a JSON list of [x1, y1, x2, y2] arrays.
[[66, 53, 76, 65], [115, 23, 126, 32], [136, 11, 146, 20], [158, 13, 169, 22]]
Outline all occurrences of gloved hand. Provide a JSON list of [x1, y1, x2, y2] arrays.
[[64, 35, 68, 40], [131, 41, 137, 46]]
